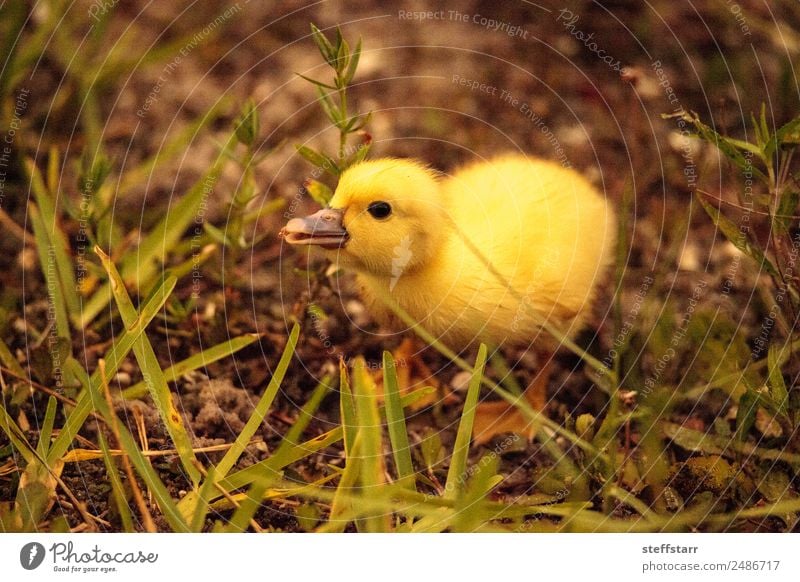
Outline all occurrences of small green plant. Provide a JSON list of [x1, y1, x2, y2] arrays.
[[668, 108, 800, 329], [204, 99, 284, 273], [295, 23, 372, 204], [666, 108, 800, 449]]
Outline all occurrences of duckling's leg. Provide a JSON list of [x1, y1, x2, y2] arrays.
[[387, 337, 455, 409], [472, 357, 552, 446]]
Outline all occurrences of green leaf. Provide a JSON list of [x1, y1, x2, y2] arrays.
[[766, 114, 800, 159], [767, 344, 789, 415], [452, 455, 503, 532], [419, 427, 444, 472], [697, 195, 779, 278], [315, 84, 343, 125], [335, 35, 350, 75], [219, 427, 343, 493], [0, 400, 35, 465], [234, 99, 260, 147], [351, 141, 371, 165], [27, 203, 72, 342], [352, 357, 389, 532], [190, 466, 218, 532], [295, 145, 340, 176], [343, 38, 362, 85], [310, 23, 336, 66], [220, 472, 277, 532], [774, 189, 799, 235], [303, 178, 334, 206], [36, 396, 58, 458], [272, 374, 334, 460], [203, 222, 233, 247], [735, 389, 759, 441], [78, 150, 112, 197], [295, 72, 337, 90], [663, 110, 767, 181]]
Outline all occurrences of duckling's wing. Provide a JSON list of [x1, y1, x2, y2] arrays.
[[440, 155, 616, 339]]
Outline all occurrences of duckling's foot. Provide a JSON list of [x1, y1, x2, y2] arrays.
[[381, 337, 457, 409], [472, 361, 551, 446]]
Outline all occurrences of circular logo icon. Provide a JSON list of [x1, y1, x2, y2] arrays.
[[20, 542, 46, 570]]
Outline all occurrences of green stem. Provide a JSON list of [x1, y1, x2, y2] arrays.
[[338, 82, 348, 164]]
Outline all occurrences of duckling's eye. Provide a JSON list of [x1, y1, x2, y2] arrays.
[[367, 201, 392, 219]]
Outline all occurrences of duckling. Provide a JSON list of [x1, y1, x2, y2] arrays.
[[282, 155, 615, 442]]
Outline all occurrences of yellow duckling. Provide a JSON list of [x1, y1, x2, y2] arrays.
[[282, 155, 615, 442]]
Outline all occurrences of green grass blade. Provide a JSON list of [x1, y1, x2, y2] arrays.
[[214, 324, 299, 479], [216, 386, 435, 494], [221, 473, 275, 532], [272, 373, 334, 460], [87, 376, 189, 531], [97, 431, 135, 532], [489, 349, 522, 397], [96, 246, 200, 485], [339, 359, 357, 457], [25, 159, 80, 322], [329, 436, 362, 532], [36, 396, 58, 458], [381, 351, 415, 491], [372, 286, 603, 465], [219, 427, 344, 493], [190, 466, 217, 532], [121, 333, 261, 400], [445, 343, 487, 501], [767, 343, 789, 414], [697, 195, 779, 279], [0, 336, 25, 378], [352, 357, 389, 532], [0, 400, 35, 465], [28, 203, 71, 341], [452, 455, 503, 532]]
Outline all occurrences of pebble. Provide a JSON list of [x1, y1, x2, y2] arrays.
[[114, 372, 132, 387], [451, 370, 473, 392]]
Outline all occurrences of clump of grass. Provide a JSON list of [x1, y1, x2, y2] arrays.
[[667, 108, 800, 449]]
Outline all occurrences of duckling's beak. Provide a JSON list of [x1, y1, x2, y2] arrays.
[[280, 208, 348, 249]]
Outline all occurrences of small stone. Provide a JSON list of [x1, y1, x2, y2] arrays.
[[18, 247, 37, 271], [114, 372, 132, 387], [451, 370, 473, 392]]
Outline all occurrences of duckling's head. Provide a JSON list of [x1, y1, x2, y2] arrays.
[[282, 158, 446, 277]]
